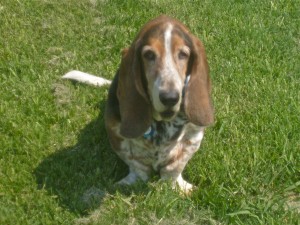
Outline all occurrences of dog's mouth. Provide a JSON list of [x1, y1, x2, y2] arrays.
[[160, 110, 176, 119]]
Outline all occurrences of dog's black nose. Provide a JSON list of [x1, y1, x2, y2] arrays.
[[159, 90, 180, 107]]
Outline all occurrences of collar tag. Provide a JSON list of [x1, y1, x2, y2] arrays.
[[143, 126, 155, 139]]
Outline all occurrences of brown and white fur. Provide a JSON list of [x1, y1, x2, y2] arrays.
[[63, 15, 214, 193]]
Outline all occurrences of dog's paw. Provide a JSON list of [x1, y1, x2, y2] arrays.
[[116, 172, 138, 185], [176, 174, 195, 194]]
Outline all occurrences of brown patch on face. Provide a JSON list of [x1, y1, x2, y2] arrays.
[[141, 25, 190, 84], [171, 34, 190, 81], [141, 37, 165, 82]]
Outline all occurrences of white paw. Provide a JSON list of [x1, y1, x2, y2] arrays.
[[176, 174, 194, 194], [116, 172, 138, 185]]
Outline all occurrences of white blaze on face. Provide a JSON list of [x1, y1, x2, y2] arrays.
[[152, 23, 183, 117], [164, 24, 174, 73]]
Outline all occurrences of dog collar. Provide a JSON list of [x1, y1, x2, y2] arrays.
[[143, 125, 155, 139]]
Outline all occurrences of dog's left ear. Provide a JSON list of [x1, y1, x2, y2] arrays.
[[184, 36, 214, 126]]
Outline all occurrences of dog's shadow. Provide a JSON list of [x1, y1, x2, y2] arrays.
[[34, 100, 143, 214]]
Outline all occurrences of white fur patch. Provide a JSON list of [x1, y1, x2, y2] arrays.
[[152, 77, 165, 112], [164, 24, 174, 70], [176, 173, 194, 193], [192, 129, 204, 144], [163, 24, 182, 91], [62, 70, 111, 86]]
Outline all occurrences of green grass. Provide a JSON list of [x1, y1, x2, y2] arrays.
[[0, 0, 299, 224]]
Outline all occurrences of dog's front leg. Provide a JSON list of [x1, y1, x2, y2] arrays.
[[160, 127, 205, 193], [160, 155, 195, 194], [116, 161, 151, 185]]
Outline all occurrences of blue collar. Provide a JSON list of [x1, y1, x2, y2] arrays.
[[143, 125, 156, 139]]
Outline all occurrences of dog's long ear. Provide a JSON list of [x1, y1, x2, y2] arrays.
[[184, 36, 214, 126], [117, 47, 152, 138]]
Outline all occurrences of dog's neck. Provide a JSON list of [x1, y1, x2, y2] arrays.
[[143, 112, 187, 144]]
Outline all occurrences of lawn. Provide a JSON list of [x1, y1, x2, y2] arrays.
[[0, 0, 299, 224]]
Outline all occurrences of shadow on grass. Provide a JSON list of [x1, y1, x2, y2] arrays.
[[34, 99, 149, 214]]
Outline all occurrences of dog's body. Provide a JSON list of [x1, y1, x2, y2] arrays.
[[63, 15, 214, 193]]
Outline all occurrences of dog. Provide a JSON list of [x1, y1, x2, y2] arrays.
[[63, 15, 214, 193]]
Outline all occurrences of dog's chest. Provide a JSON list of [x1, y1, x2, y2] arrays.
[[119, 115, 191, 170], [144, 116, 187, 145]]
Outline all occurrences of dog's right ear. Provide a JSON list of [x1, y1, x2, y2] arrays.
[[117, 47, 152, 138]]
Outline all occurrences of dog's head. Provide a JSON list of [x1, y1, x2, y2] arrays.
[[117, 15, 214, 138]]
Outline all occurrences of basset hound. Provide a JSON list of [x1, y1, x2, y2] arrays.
[[63, 15, 214, 193]]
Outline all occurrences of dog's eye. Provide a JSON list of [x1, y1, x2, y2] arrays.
[[143, 50, 156, 61], [178, 48, 190, 60]]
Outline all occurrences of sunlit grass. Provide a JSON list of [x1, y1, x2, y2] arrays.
[[0, 0, 299, 224]]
